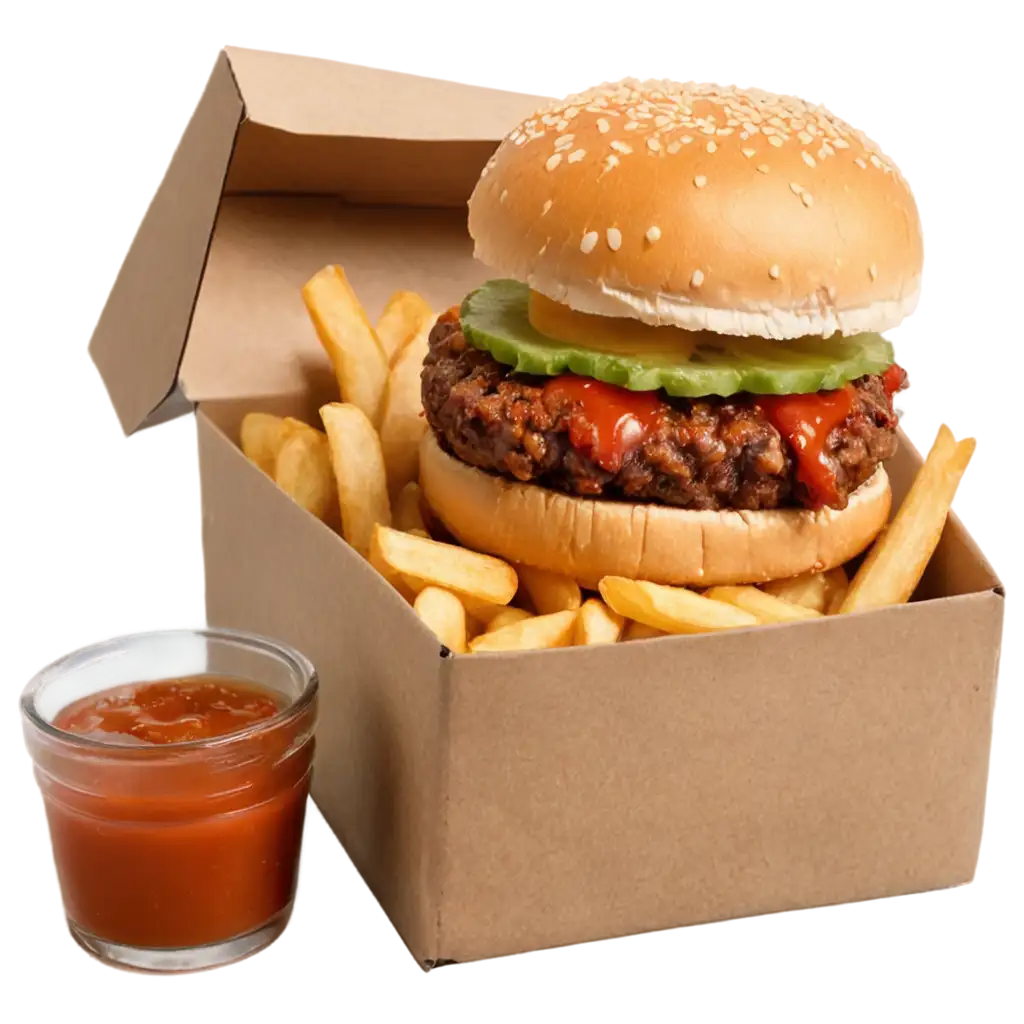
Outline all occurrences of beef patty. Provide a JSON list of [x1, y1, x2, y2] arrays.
[[421, 311, 903, 512]]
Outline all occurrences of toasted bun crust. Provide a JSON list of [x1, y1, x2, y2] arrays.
[[469, 79, 922, 339], [420, 432, 890, 587]]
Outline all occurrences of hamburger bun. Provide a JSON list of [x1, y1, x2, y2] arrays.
[[468, 79, 922, 340], [419, 432, 891, 588]]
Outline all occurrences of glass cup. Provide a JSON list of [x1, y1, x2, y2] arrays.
[[21, 629, 318, 973]]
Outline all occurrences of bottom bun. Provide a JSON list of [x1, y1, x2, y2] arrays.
[[419, 431, 891, 587]]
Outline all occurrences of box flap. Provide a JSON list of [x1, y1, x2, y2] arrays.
[[224, 46, 546, 141], [88, 51, 242, 434]]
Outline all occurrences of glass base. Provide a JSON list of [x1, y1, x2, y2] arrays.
[[67, 902, 293, 973]]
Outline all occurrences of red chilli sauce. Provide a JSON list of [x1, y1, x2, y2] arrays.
[[758, 363, 906, 508], [545, 364, 906, 509], [543, 376, 664, 473]]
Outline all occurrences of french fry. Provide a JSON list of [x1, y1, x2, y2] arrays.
[[462, 596, 511, 625], [376, 290, 435, 367], [840, 425, 975, 613], [515, 564, 583, 615], [393, 481, 428, 534], [414, 587, 468, 654], [469, 610, 578, 653], [706, 585, 823, 624], [823, 566, 849, 615], [320, 402, 391, 557], [398, 574, 507, 625], [240, 412, 301, 476], [486, 607, 533, 633], [599, 577, 757, 634], [372, 525, 518, 605], [274, 426, 338, 524], [369, 533, 418, 603], [574, 598, 624, 646], [379, 326, 431, 497], [762, 571, 828, 613], [623, 620, 666, 641], [303, 266, 390, 426]]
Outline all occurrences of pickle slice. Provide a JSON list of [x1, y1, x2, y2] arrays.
[[460, 280, 894, 397]]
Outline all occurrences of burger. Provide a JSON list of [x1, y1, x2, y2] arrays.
[[419, 79, 918, 587]]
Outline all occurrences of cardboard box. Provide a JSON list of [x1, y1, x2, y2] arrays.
[[90, 47, 1005, 967]]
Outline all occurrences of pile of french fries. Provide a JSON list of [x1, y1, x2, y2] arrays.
[[240, 264, 976, 654]]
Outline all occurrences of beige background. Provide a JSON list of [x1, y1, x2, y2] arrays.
[[2, 6, 1024, 1015]]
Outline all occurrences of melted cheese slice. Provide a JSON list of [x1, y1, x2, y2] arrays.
[[527, 291, 698, 360]]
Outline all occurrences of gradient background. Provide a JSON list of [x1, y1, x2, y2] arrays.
[[2, 8, 1024, 1024]]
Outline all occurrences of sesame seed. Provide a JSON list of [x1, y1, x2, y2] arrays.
[[654, 114, 671, 127], [802, 151, 816, 168], [538, 241, 548, 256], [701, 123, 716, 135], [768, 135, 784, 148], [565, 106, 579, 119], [800, 191, 813, 207], [717, 127, 735, 136], [556, 119, 569, 131], [694, 174, 708, 188], [610, 140, 632, 154], [869, 263, 878, 281], [769, 264, 781, 280], [602, 154, 620, 173], [554, 134, 575, 151], [568, 149, 586, 163], [739, 131, 749, 140], [798, 131, 814, 145], [597, 118, 610, 133], [820, 141, 835, 156], [681, 135, 694, 144], [545, 153, 562, 171], [742, 147, 756, 158], [691, 269, 705, 288], [870, 154, 883, 169], [500, 189, 508, 203], [757, 163, 770, 174], [789, 181, 803, 195], [625, 121, 639, 131], [833, 138, 850, 149], [743, 122, 759, 134], [855, 157, 867, 169], [606, 227, 622, 251], [647, 137, 661, 152], [515, 136, 527, 146], [646, 225, 662, 243], [666, 141, 682, 154], [706, 140, 718, 153], [580, 231, 598, 254], [541, 199, 552, 215]]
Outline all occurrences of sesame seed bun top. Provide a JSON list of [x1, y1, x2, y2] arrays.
[[468, 79, 923, 340]]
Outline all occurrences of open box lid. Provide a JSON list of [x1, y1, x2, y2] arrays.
[[88, 47, 546, 434], [82, 41, 557, 436]]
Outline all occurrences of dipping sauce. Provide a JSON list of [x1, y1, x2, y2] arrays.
[[54, 677, 282, 744], [30, 671, 316, 955]]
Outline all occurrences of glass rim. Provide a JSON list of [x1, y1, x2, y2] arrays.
[[20, 627, 318, 755]]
